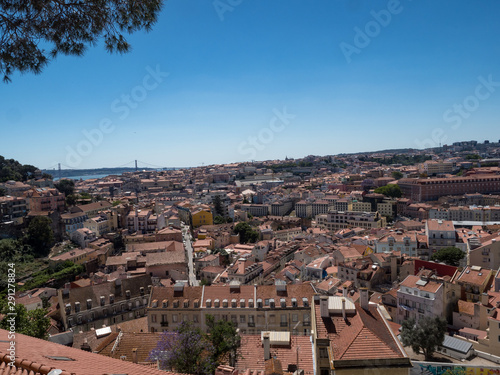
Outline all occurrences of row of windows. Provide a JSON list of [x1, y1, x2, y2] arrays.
[[151, 313, 311, 325]]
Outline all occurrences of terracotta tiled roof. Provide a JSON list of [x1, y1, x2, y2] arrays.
[[0, 329, 180, 375], [314, 302, 408, 362], [400, 275, 442, 293], [457, 266, 492, 286], [236, 334, 314, 374], [95, 332, 162, 363]]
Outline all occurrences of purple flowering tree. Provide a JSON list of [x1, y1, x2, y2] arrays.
[[148, 321, 216, 374]]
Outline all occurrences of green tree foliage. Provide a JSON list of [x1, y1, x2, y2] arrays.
[[0, 155, 38, 182], [430, 247, 465, 267], [0, 0, 163, 82], [214, 215, 225, 225], [400, 316, 447, 361], [391, 171, 404, 180], [212, 195, 225, 217], [0, 304, 50, 339], [54, 179, 75, 197], [148, 321, 216, 374], [465, 154, 481, 160], [374, 184, 402, 198], [233, 222, 259, 244], [19, 262, 84, 292], [24, 216, 54, 257], [205, 314, 240, 366]]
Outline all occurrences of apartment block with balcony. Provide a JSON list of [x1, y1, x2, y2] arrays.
[[397, 274, 444, 325], [126, 209, 151, 234], [24, 187, 65, 212], [426, 219, 457, 252], [61, 211, 89, 235], [455, 266, 493, 303], [0, 195, 27, 224], [147, 283, 315, 336], [469, 235, 500, 271], [58, 275, 152, 332], [375, 231, 427, 258]]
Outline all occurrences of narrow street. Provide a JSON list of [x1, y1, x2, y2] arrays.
[[181, 222, 199, 286]]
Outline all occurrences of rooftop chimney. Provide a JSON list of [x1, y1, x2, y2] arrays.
[[132, 348, 138, 363], [341, 298, 346, 320], [360, 288, 369, 310], [342, 287, 347, 298], [263, 332, 271, 361], [320, 296, 329, 318]]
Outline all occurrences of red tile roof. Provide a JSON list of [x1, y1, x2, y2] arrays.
[[314, 301, 408, 363], [0, 329, 180, 375], [236, 334, 314, 374]]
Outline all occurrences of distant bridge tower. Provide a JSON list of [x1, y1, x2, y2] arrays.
[[135, 160, 138, 171], [58, 163, 61, 180]]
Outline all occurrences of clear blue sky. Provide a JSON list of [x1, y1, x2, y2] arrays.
[[2, 0, 500, 170]]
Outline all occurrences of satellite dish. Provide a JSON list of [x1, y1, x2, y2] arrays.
[[48, 370, 63, 375]]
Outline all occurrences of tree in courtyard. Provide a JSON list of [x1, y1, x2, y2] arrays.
[[0, 304, 50, 339], [212, 195, 225, 217], [374, 184, 402, 198], [391, 171, 403, 180], [430, 247, 465, 267], [0, 0, 163, 82], [233, 222, 259, 244], [54, 179, 75, 197], [205, 314, 240, 366], [148, 321, 216, 374], [400, 316, 447, 361], [24, 216, 54, 257]]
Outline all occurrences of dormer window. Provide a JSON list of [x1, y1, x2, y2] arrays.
[[86, 299, 92, 310], [140, 287, 145, 296], [206, 299, 212, 308], [248, 299, 254, 308], [75, 302, 80, 313], [183, 300, 189, 308], [291, 298, 297, 308], [100, 296, 105, 306], [240, 299, 245, 308], [231, 299, 237, 308], [280, 298, 286, 308], [109, 294, 114, 304], [222, 299, 228, 308], [302, 297, 309, 307], [257, 299, 263, 308], [125, 290, 131, 299], [269, 299, 275, 309], [162, 299, 168, 308], [65, 303, 71, 315], [214, 299, 220, 308]]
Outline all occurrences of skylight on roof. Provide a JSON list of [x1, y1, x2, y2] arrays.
[[46, 356, 75, 361]]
